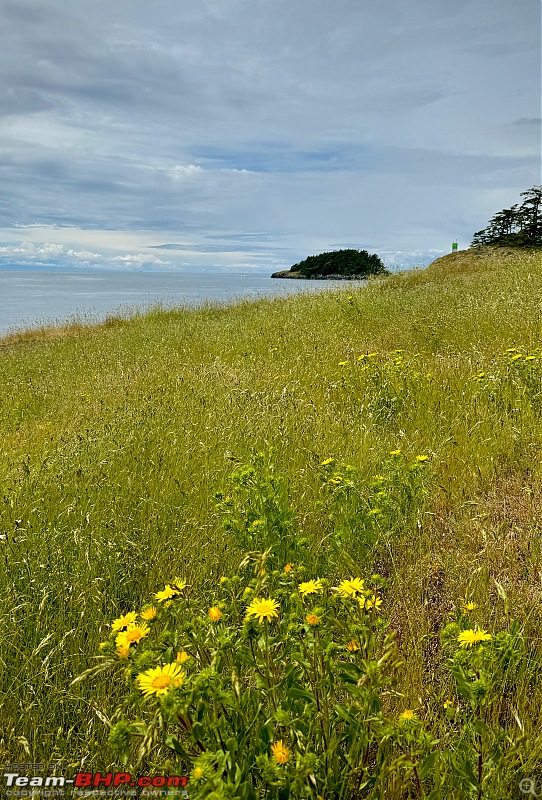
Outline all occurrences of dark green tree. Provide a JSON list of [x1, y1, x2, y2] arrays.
[[471, 187, 542, 247], [518, 186, 542, 240], [288, 249, 388, 278]]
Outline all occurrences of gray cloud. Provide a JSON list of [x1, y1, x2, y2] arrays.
[[0, 0, 539, 270]]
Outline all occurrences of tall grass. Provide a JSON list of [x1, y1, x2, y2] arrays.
[[0, 247, 541, 785]]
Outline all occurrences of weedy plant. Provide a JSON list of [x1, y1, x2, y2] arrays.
[[318, 450, 430, 561], [98, 555, 399, 798], [82, 464, 531, 800], [213, 452, 308, 567]]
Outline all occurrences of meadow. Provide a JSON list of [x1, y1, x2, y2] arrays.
[[0, 246, 541, 797]]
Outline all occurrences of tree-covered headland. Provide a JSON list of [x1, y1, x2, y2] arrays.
[[272, 248, 389, 279], [471, 185, 542, 248]]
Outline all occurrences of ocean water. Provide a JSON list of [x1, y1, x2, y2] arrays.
[[0, 270, 361, 336]]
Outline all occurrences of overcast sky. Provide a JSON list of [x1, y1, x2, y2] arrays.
[[0, 0, 540, 272]]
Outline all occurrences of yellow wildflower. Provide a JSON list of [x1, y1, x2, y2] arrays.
[[306, 614, 320, 626], [154, 584, 181, 603], [462, 601, 477, 614], [346, 640, 359, 652], [116, 643, 130, 659], [245, 597, 280, 623], [192, 766, 204, 780], [115, 623, 150, 649], [270, 740, 289, 765], [136, 663, 185, 698], [111, 611, 137, 632], [443, 700, 453, 709], [399, 709, 417, 721], [364, 593, 382, 610], [298, 579, 324, 597], [141, 606, 157, 621], [176, 650, 190, 664], [283, 563, 293, 573], [457, 628, 492, 648], [336, 578, 365, 598], [209, 606, 222, 622], [390, 449, 401, 456], [415, 454, 429, 462], [338, 361, 348, 366]]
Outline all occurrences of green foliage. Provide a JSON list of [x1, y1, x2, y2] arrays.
[[214, 452, 307, 565], [289, 248, 388, 278], [99, 552, 400, 798], [89, 463, 530, 798], [318, 449, 430, 561], [471, 186, 542, 247]]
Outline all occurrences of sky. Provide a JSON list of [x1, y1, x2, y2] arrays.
[[0, 0, 540, 273]]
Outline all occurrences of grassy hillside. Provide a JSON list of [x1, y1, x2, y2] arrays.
[[0, 246, 541, 795]]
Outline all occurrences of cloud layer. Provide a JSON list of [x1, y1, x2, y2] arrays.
[[0, 0, 540, 271]]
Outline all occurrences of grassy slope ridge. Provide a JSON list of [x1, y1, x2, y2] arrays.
[[0, 246, 541, 770]]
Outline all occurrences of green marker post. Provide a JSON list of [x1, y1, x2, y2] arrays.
[[452, 241, 458, 252]]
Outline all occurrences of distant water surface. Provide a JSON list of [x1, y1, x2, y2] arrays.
[[0, 270, 362, 336]]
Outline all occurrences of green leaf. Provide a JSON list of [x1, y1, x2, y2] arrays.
[[191, 721, 205, 742], [288, 686, 315, 704], [419, 751, 437, 779], [226, 737, 238, 758], [164, 734, 189, 759], [339, 663, 364, 683]]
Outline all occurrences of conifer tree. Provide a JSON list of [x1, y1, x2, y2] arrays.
[[471, 187, 542, 247]]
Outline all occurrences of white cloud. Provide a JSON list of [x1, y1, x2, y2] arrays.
[[169, 164, 204, 180]]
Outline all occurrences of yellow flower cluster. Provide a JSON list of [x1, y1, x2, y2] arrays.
[[111, 612, 137, 632], [154, 579, 186, 603], [115, 623, 150, 657], [110, 610, 156, 658]]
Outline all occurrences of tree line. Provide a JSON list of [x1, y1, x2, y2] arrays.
[[471, 186, 542, 247]]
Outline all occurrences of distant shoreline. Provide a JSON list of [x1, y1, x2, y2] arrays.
[[271, 269, 368, 280]]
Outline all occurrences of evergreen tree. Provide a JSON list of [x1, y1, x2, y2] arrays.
[[471, 187, 542, 247], [518, 186, 542, 240]]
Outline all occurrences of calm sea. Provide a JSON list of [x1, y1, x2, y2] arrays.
[[0, 270, 360, 336]]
